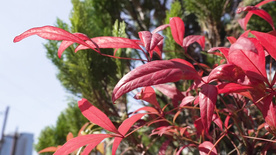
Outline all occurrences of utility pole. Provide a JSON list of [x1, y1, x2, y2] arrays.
[[0, 106, 9, 150]]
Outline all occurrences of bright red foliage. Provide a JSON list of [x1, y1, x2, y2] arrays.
[[14, 1, 276, 154]]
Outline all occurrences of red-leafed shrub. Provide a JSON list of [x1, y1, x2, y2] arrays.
[[14, 1, 276, 154]]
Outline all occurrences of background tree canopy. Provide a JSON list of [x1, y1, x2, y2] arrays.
[[35, 0, 276, 154]]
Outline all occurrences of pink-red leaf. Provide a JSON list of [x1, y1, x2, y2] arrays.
[[227, 36, 237, 44], [57, 33, 100, 58], [78, 98, 120, 135], [138, 31, 163, 52], [180, 96, 195, 107], [39, 146, 59, 154], [14, 26, 84, 43], [237, 0, 276, 30], [54, 134, 113, 155], [154, 84, 184, 101], [118, 113, 146, 136], [170, 17, 185, 46], [212, 114, 223, 131], [265, 102, 276, 132], [58, 40, 74, 58], [237, 6, 275, 30], [207, 64, 245, 83], [112, 137, 123, 155], [228, 37, 267, 82], [152, 24, 170, 34], [182, 35, 205, 51], [75, 36, 142, 52], [132, 107, 160, 115], [198, 141, 217, 155], [199, 84, 218, 132], [66, 132, 74, 141], [134, 86, 160, 109], [217, 83, 253, 94], [194, 118, 204, 137], [176, 145, 194, 155], [82, 143, 100, 155], [208, 47, 229, 60], [251, 31, 276, 62], [112, 59, 200, 103]]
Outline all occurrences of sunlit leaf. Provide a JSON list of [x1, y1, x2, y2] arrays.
[[182, 35, 205, 51], [251, 31, 276, 63], [228, 37, 267, 83], [118, 113, 146, 136], [134, 86, 160, 109], [112, 59, 200, 103], [199, 84, 218, 131], [112, 137, 123, 155], [152, 24, 170, 34], [75, 36, 142, 52], [38, 146, 58, 154], [78, 98, 120, 135], [170, 17, 185, 46], [198, 141, 217, 155], [66, 132, 74, 141], [237, 6, 275, 30], [54, 134, 113, 155], [207, 64, 245, 83], [155, 84, 184, 101]]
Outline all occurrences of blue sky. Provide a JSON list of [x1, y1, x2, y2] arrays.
[[0, 0, 72, 152]]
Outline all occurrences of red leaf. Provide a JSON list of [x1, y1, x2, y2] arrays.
[[14, 26, 81, 43], [256, 0, 276, 7], [132, 107, 160, 115], [217, 83, 253, 94], [134, 87, 160, 109], [198, 141, 217, 155], [180, 96, 195, 107], [199, 84, 218, 131], [176, 145, 193, 155], [150, 126, 177, 136], [265, 102, 276, 131], [207, 64, 245, 83], [82, 143, 101, 155], [13, 26, 99, 53], [212, 114, 223, 131], [66, 132, 74, 141], [158, 140, 170, 155], [208, 47, 229, 60], [237, 0, 276, 30], [155, 84, 184, 101], [227, 36, 237, 44], [118, 113, 146, 136], [54, 134, 113, 155], [38, 146, 58, 154], [78, 98, 120, 135], [182, 35, 205, 51], [152, 24, 170, 34], [251, 31, 276, 62], [224, 114, 231, 128], [228, 37, 267, 82], [138, 31, 163, 52], [58, 33, 101, 58], [170, 17, 185, 46], [75, 36, 142, 52], [112, 137, 123, 155], [112, 59, 200, 103], [194, 118, 204, 136], [237, 6, 275, 30], [58, 40, 74, 58]]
